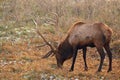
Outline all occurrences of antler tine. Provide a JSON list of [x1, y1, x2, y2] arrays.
[[36, 29, 55, 51], [42, 50, 53, 58], [33, 19, 55, 58]]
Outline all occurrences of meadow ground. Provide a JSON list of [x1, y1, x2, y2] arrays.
[[0, 37, 120, 80], [0, 0, 120, 80]]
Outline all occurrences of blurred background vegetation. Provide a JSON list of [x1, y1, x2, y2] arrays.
[[0, 0, 120, 53], [0, 0, 120, 79]]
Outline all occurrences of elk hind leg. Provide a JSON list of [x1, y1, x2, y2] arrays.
[[104, 43, 112, 72], [96, 46, 105, 72]]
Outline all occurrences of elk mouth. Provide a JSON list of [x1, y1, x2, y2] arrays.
[[57, 60, 63, 69], [57, 63, 62, 69]]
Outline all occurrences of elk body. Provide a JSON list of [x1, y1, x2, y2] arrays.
[[35, 21, 113, 72], [55, 22, 113, 72]]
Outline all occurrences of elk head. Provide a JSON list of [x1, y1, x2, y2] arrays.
[[35, 28, 72, 68], [33, 19, 66, 68]]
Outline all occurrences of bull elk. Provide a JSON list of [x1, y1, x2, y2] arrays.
[[34, 20, 113, 72]]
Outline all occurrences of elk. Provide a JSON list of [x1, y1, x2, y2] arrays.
[[34, 20, 113, 72]]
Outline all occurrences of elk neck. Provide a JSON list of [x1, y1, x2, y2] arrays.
[[58, 35, 73, 60]]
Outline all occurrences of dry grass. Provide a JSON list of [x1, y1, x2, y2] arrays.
[[1, 0, 120, 79], [0, 38, 120, 80]]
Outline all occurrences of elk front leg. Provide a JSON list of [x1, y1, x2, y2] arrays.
[[69, 47, 78, 72], [83, 47, 88, 71]]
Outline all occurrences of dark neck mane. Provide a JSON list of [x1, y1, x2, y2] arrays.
[[58, 36, 73, 59]]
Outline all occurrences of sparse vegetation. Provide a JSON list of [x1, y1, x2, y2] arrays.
[[0, 0, 120, 80]]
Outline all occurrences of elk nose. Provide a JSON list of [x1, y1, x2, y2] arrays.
[[57, 63, 63, 69]]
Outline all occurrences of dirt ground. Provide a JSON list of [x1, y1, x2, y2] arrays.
[[0, 40, 120, 80]]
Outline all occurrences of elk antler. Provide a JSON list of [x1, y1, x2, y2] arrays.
[[33, 19, 56, 58]]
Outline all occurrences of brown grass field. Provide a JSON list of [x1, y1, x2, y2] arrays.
[[0, 35, 120, 80], [1, 0, 120, 80]]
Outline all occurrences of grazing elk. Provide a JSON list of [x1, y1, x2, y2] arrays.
[[34, 20, 113, 72]]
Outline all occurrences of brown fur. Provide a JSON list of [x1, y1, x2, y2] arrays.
[[56, 22, 113, 72], [68, 21, 85, 34]]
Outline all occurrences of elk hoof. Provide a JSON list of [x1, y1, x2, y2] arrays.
[[97, 68, 102, 72], [84, 67, 88, 71], [107, 68, 112, 72], [69, 69, 73, 72], [95, 71, 101, 74]]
